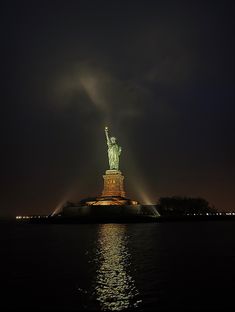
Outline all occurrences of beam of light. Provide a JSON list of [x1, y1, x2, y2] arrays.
[[93, 224, 141, 311], [50, 191, 73, 216], [51, 201, 65, 216], [79, 75, 108, 112], [132, 184, 155, 205], [117, 138, 156, 205], [55, 64, 111, 118], [50, 181, 86, 216]]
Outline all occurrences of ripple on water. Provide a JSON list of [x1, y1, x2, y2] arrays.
[[93, 224, 141, 311]]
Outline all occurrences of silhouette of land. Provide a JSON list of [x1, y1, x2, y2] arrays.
[[12, 196, 235, 223]]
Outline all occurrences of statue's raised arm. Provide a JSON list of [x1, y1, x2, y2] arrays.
[[105, 126, 110, 146]]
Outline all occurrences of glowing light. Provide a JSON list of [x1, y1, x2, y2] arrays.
[[16, 215, 48, 219], [51, 195, 72, 216], [79, 72, 109, 112], [130, 183, 154, 205]]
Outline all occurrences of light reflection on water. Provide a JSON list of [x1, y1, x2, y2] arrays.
[[94, 224, 141, 311]]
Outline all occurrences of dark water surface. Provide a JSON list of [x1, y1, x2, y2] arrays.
[[1, 221, 235, 311]]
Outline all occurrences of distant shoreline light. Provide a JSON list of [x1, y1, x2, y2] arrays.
[[15, 212, 235, 220], [15, 215, 48, 219]]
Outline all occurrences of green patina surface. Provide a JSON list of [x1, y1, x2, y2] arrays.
[[105, 126, 122, 170]]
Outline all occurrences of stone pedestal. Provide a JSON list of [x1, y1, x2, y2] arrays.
[[102, 170, 126, 197]]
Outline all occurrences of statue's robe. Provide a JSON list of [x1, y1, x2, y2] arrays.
[[107, 142, 121, 170]]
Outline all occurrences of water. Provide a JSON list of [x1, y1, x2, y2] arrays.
[[1, 221, 235, 311]]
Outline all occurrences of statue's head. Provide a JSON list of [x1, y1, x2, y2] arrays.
[[110, 137, 116, 143]]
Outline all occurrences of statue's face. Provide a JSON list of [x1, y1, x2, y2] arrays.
[[110, 137, 116, 143]]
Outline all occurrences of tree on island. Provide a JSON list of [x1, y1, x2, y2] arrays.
[[157, 196, 216, 216]]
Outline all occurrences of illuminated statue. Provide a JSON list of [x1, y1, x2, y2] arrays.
[[105, 126, 122, 170]]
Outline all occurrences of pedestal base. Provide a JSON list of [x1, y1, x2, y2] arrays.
[[102, 170, 126, 197]]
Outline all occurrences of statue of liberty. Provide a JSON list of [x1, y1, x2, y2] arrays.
[[105, 127, 122, 170]]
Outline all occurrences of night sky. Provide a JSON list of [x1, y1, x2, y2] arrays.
[[1, 0, 234, 217]]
